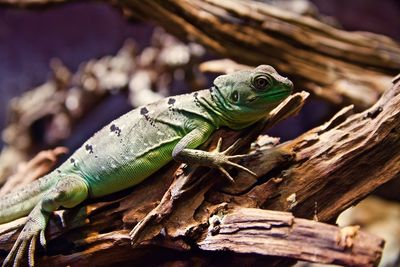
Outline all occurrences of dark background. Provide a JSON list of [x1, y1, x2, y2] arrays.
[[0, 0, 399, 150]]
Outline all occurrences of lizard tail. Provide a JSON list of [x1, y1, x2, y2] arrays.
[[0, 173, 56, 224]]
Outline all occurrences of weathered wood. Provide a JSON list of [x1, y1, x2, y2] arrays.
[[199, 208, 383, 267], [259, 81, 400, 221], [2, 208, 379, 267]]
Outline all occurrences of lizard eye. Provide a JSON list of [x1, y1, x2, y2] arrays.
[[231, 90, 239, 102], [253, 75, 271, 90]]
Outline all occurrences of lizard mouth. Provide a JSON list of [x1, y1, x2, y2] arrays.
[[265, 90, 291, 100], [248, 96, 258, 102], [249, 90, 290, 105]]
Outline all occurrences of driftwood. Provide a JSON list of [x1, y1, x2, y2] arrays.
[[2, 75, 400, 265]]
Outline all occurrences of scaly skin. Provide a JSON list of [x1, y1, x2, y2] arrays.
[[0, 65, 293, 266]]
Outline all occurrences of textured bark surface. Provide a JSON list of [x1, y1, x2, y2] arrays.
[[199, 208, 383, 267], [1, 208, 382, 267]]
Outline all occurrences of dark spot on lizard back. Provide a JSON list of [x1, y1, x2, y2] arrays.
[[85, 144, 94, 154], [210, 86, 217, 102], [140, 107, 156, 126], [168, 98, 176, 111], [193, 92, 201, 107], [70, 158, 75, 163], [140, 107, 149, 115], [110, 124, 122, 137], [168, 98, 176, 105]]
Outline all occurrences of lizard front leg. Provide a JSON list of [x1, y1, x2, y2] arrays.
[[172, 127, 257, 182], [3, 176, 88, 267]]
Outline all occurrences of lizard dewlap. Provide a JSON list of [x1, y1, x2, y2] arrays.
[[0, 65, 293, 266]]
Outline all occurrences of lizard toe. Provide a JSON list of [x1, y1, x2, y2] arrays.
[[39, 230, 46, 250], [28, 234, 38, 267], [2, 239, 21, 267], [225, 161, 258, 177], [4, 229, 41, 267], [13, 238, 29, 267], [221, 138, 242, 155], [217, 166, 235, 183]]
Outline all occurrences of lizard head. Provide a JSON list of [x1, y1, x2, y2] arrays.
[[211, 65, 293, 129]]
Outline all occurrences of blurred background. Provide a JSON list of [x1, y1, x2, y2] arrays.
[[0, 0, 399, 266], [0, 0, 399, 150]]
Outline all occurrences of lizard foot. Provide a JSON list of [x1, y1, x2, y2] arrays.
[[3, 176, 88, 267], [210, 137, 257, 182], [2, 206, 48, 267]]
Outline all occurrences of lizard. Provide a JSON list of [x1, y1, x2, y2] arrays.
[[0, 65, 293, 267]]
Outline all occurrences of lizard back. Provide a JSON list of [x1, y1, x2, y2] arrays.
[[57, 90, 218, 197]]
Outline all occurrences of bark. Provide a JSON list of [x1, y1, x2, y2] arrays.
[[0, 208, 381, 267], [199, 208, 382, 267]]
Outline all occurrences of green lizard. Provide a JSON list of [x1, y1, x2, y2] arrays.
[[0, 65, 293, 266]]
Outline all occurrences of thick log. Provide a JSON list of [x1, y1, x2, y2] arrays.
[[0, 208, 381, 267]]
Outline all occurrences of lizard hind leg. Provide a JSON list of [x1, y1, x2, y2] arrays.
[[2, 176, 89, 267]]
